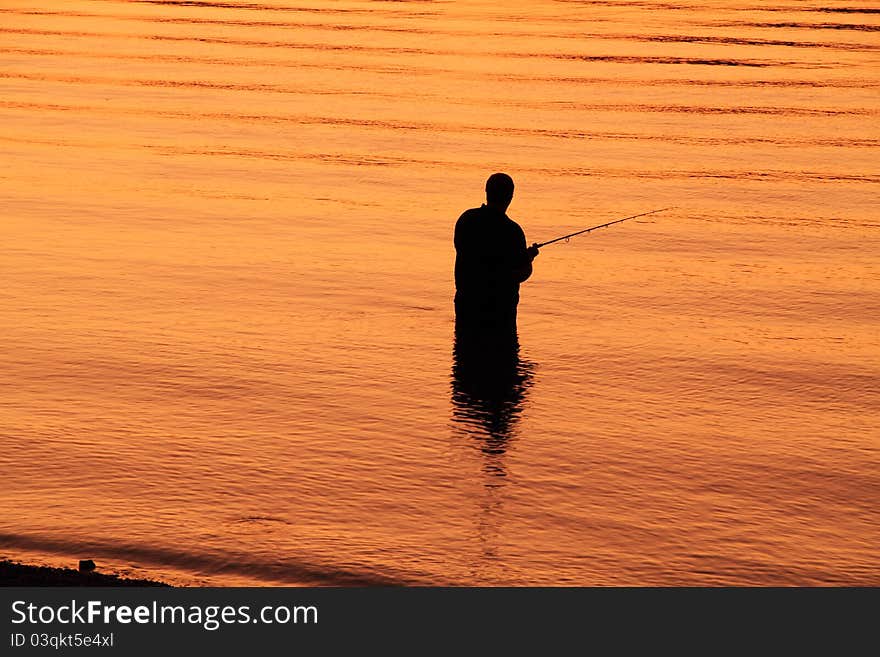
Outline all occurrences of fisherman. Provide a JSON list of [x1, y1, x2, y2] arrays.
[[454, 173, 539, 331]]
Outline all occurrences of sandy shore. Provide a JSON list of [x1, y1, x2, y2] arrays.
[[0, 559, 169, 587]]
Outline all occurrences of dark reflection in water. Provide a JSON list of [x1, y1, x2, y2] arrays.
[[451, 321, 535, 574], [450, 321, 535, 479]]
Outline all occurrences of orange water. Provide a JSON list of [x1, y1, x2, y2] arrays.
[[1, 0, 878, 585]]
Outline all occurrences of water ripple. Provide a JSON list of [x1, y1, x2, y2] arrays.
[[0, 532, 419, 585]]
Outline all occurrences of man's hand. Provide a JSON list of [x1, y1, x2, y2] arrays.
[[513, 243, 539, 284]]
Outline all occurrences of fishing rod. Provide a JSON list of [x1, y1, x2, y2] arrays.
[[534, 207, 673, 248]]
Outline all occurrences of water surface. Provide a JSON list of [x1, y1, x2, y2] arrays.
[[1, 0, 878, 585]]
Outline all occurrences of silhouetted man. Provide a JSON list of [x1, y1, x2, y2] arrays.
[[454, 173, 539, 332]]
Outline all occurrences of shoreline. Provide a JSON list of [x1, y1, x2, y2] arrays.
[[0, 559, 170, 587]]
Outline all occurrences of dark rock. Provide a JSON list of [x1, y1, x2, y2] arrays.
[[0, 559, 169, 586]]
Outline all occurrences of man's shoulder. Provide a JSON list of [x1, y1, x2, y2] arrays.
[[457, 206, 486, 222], [504, 215, 525, 239], [455, 206, 488, 234]]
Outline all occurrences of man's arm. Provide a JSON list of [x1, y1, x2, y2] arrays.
[[454, 215, 465, 251]]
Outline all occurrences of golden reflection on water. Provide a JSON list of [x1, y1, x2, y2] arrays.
[[0, 0, 878, 585]]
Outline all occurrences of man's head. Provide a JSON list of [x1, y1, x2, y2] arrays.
[[485, 172, 514, 211]]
